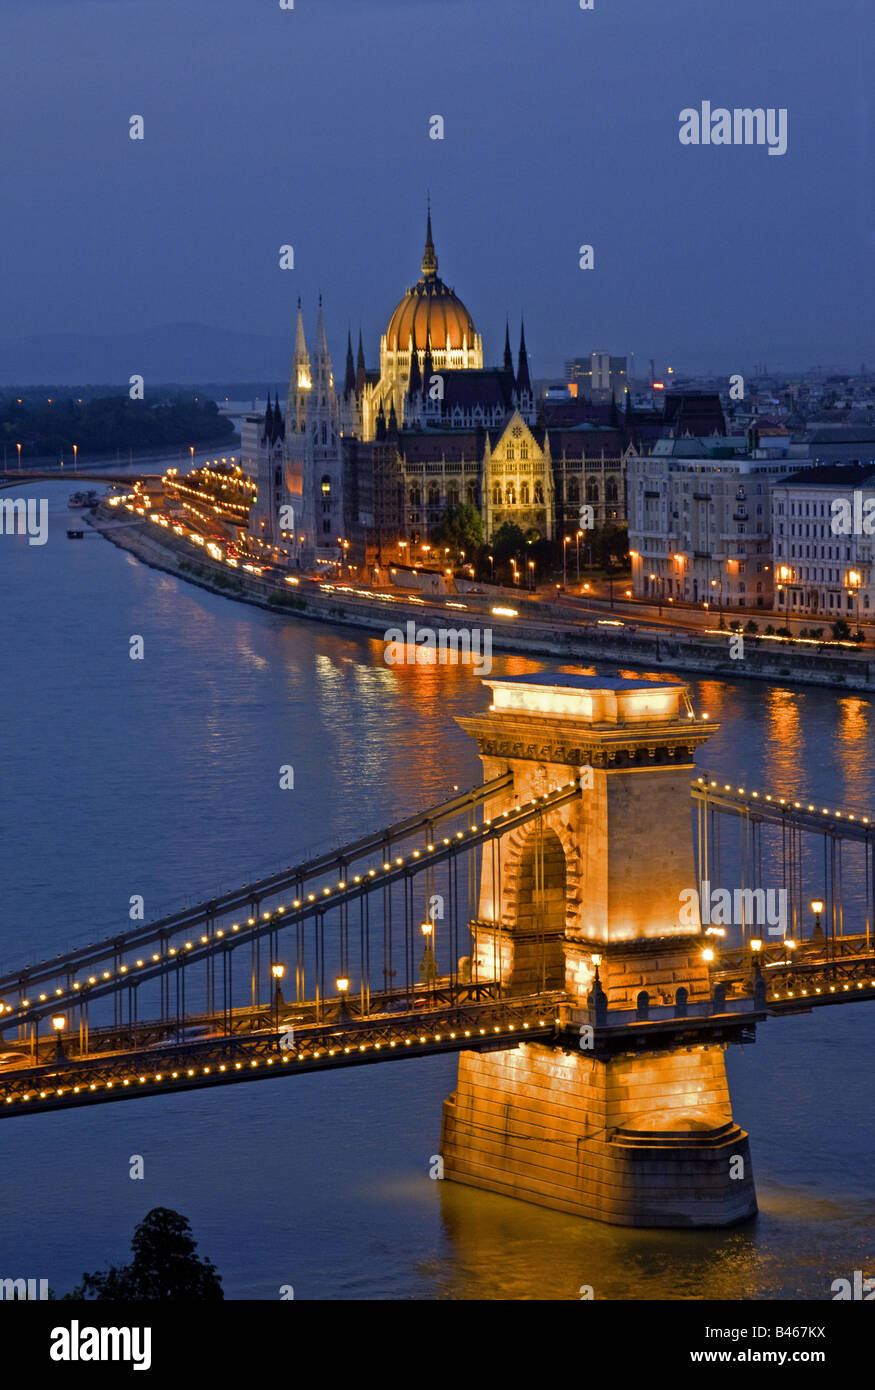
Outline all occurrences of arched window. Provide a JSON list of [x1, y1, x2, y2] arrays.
[[606, 477, 618, 503], [586, 479, 599, 503], [321, 422, 327, 445], [447, 486, 459, 508], [519, 441, 528, 460], [533, 481, 544, 505], [428, 483, 440, 505], [567, 478, 580, 504], [506, 444, 514, 461], [492, 485, 502, 506], [506, 484, 516, 506], [467, 483, 478, 505], [321, 475, 332, 496], [409, 485, 421, 506], [520, 482, 530, 505]]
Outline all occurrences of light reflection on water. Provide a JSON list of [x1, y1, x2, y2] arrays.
[[0, 483, 874, 1299]]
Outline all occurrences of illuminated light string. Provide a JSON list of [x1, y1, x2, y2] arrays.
[[696, 776, 871, 824], [4, 786, 576, 1015]]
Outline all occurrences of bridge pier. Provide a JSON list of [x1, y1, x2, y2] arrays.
[[443, 674, 758, 1228], [441, 1039, 755, 1228]]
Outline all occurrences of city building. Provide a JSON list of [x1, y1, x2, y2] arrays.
[[627, 436, 813, 609], [770, 463, 875, 622]]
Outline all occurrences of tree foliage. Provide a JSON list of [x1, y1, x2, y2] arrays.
[[69, 1208, 223, 1301]]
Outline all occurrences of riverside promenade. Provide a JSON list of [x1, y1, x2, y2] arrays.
[[88, 505, 875, 694]]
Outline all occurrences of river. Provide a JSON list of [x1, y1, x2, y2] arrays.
[[1, 482, 873, 1300]]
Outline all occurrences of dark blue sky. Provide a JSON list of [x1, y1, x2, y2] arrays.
[[2, 0, 872, 377]]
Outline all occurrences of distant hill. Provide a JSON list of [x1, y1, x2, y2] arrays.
[[0, 323, 292, 388]]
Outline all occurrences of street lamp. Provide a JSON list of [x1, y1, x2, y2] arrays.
[[575, 529, 583, 581], [419, 921, 437, 989], [336, 975, 351, 1023], [810, 898, 825, 945], [528, 559, 535, 591], [73, 443, 78, 472], [271, 963, 285, 1035], [16, 443, 21, 472], [52, 1014, 66, 1059], [189, 446, 195, 468], [563, 535, 571, 588]]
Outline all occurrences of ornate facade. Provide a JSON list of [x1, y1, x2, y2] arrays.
[[245, 209, 629, 566]]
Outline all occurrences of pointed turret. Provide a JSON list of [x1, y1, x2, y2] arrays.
[[503, 320, 514, 374], [293, 297, 309, 368], [387, 398, 398, 439], [517, 319, 532, 395], [355, 329, 367, 396], [609, 394, 620, 428], [407, 335, 422, 396], [261, 395, 274, 444], [375, 399, 387, 441], [422, 327, 434, 391], [273, 392, 285, 442], [344, 330, 355, 397], [421, 200, 438, 280], [315, 294, 330, 359]]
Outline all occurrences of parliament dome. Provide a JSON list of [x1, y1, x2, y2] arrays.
[[385, 212, 477, 353]]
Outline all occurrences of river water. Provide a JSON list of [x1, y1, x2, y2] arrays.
[[1, 482, 873, 1300]]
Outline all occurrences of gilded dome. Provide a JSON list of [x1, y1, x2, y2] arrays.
[[385, 213, 476, 353]]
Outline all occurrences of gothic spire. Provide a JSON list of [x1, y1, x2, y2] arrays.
[[516, 318, 531, 395], [294, 297, 308, 361], [422, 326, 434, 390], [315, 294, 330, 358], [375, 399, 387, 441], [503, 319, 514, 374], [262, 394, 274, 444], [421, 200, 438, 280], [407, 335, 422, 396], [273, 391, 285, 441]]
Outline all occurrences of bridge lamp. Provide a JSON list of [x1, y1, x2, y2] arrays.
[[749, 938, 763, 953], [810, 899, 824, 944], [784, 939, 797, 952], [420, 922, 433, 937], [271, 964, 285, 1036], [52, 1015, 66, 1059], [336, 977, 349, 994], [701, 947, 715, 963]]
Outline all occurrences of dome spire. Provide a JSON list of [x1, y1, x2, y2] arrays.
[[421, 198, 438, 280]]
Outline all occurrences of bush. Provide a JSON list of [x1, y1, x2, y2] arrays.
[[744, 620, 758, 634], [832, 618, 852, 641], [776, 627, 793, 639], [764, 624, 776, 636]]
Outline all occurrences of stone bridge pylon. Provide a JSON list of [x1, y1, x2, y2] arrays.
[[440, 673, 758, 1228]]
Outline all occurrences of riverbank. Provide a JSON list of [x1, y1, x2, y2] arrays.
[[89, 506, 875, 694]]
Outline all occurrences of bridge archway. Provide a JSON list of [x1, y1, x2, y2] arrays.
[[505, 824, 567, 992]]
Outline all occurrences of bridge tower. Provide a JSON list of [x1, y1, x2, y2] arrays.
[[440, 673, 757, 1227]]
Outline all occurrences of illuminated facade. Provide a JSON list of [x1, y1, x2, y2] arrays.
[[771, 464, 875, 621], [441, 672, 758, 1228]]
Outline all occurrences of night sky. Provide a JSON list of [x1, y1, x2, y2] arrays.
[[2, 0, 872, 376]]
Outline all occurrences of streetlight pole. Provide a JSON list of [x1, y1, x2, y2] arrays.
[[563, 535, 570, 588], [576, 529, 582, 581], [271, 963, 285, 1040]]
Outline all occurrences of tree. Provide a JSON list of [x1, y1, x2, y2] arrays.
[[429, 502, 484, 555], [69, 1208, 223, 1301], [491, 521, 526, 560], [832, 618, 852, 641]]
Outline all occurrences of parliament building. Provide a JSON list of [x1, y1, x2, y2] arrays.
[[243, 209, 630, 568]]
